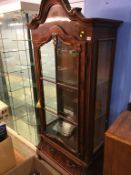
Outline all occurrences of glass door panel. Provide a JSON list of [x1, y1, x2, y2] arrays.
[[57, 86, 78, 123], [56, 40, 79, 87], [40, 40, 56, 80], [43, 81, 57, 112], [40, 37, 79, 152], [42, 80, 78, 123]]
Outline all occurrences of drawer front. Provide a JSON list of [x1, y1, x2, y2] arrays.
[[41, 139, 83, 175]]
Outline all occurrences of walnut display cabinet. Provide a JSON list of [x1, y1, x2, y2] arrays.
[[28, 0, 122, 174]]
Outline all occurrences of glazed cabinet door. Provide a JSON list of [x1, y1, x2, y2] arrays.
[[39, 37, 80, 154]]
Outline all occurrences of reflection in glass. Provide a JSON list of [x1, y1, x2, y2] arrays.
[[57, 86, 78, 122], [56, 40, 79, 86], [43, 81, 57, 112], [41, 40, 56, 80]]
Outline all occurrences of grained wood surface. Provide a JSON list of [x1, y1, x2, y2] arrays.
[[8, 128, 61, 175], [14, 150, 25, 166], [104, 111, 131, 175], [28, 0, 122, 174]]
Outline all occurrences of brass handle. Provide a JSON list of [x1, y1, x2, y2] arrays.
[[36, 99, 41, 108]]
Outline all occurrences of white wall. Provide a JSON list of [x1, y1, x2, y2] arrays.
[[84, 0, 131, 124], [0, 0, 21, 13], [21, 0, 41, 4]]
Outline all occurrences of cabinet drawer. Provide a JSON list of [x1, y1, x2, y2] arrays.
[[41, 138, 83, 175]]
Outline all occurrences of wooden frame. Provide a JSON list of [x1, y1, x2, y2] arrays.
[[28, 0, 122, 174]]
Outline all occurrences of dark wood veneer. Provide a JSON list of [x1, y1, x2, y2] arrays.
[[104, 111, 131, 175], [28, 0, 122, 174]]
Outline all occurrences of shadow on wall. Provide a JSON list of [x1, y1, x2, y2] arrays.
[[84, 1, 131, 124]]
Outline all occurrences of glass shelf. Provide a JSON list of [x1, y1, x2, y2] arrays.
[[41, 77, 78, 91], [1, 51, 31, 72], [5, 73, 23, 91], [8, 89, 26, 108], [0, 49, 29, 53], [4, 68, 32, 91], [45, 110, 78, 152], [12, 105, 28, 118], [8, 87, 35, 111], [42, 80, 78, 123], [44, 107, 78, 126], [3, 64, 31, 74]]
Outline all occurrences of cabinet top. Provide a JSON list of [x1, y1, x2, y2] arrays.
[[28, 0, 122, 30], [106, 111, 131, 146]]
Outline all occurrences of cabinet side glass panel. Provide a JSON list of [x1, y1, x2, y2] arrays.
[[94, 40, 113, 150]]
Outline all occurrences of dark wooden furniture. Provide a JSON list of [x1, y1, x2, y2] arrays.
[[104, 111, 131, 175], [28, 0, 122, 174]]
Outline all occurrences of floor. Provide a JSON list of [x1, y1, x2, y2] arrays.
[[7, 128, 62, 175]]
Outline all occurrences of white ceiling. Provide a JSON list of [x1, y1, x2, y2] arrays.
[[0, 0, 41, 4], [0, 0, 41, 13], [0, 0, 84, 14], [20, 0, 41, 4]]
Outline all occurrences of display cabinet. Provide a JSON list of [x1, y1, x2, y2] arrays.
[[0, 2, 40, 145], [29, 0, 122, 174]]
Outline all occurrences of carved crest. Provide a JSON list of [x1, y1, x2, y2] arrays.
[[28, 0, 86, 29]]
